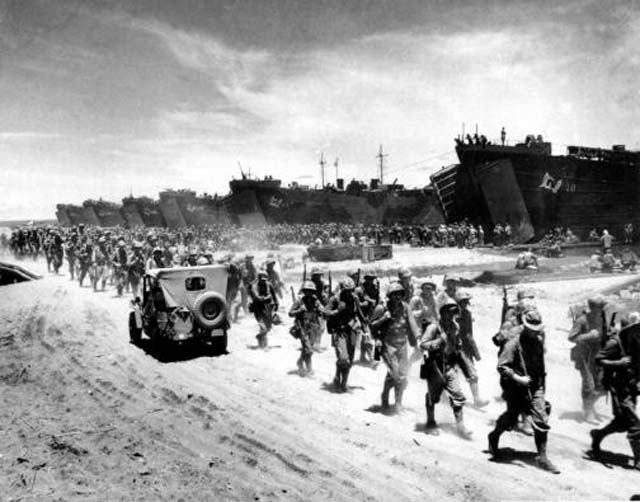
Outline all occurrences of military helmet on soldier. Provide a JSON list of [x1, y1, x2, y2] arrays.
[[310, 266, 323, 276], [398, 267, 412, 279], [363, 268, 377, 278], [342, 277, 356, 290], [386, 282, 405, 297], [439, 298, 459, 314], [301, 281, 316, 292], [455, 289, 472, 303]]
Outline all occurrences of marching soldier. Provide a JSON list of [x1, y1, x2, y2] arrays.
[[309, 266, 329, 348], [397, 268, 414, 303], [249, 270, 278, 349], [409, 278, 439, 332], [91, 237, 111, 291], [266, 255, 285, 301], [456, 290, 489, 408], [289, 281, 324, 376], [111, 240, 128, 296], [371, 283, 419, 412], [488, 309, 560, 473], [418, 299, 473, 439], [324, 277, 367, 392], [569, 295, 608, 423], [127, 242, 146, 298], [65, 235, 77, 281], [590, 312, 640, 470], [146, 247, 167, 271], [357, 269, 380, 364], [234, 254, 257, 321]]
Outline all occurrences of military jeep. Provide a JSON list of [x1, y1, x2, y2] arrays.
[[129, 265, 229, 353]]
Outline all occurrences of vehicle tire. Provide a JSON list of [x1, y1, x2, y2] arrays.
[[209, 331, 228, 354], [193, 292, 227, 329], [128, 312, 142, 344]]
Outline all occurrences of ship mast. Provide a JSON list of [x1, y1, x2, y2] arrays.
[[319, 152, 326, 188], [334, 157, 339, 182], [376, 145, 388, 185]]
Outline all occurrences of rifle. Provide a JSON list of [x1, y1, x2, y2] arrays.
[[501, 285, 509, 325], [290, 285, 296, 304], [303, 263, 307, 283], [328, 270, 332, 296], [355, 268, 361, 288]]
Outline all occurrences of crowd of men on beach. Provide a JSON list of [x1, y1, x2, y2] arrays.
[[2, 222, 640, 476]]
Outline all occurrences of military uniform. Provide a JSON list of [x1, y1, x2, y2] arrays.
[[418, 301, 471, 438], [357, 273, 380, 363], [456, 291, 488, 408], [289, 282, 324, 375], [488, 309, 559, 473], [249, 273, 278, 349], [324, 279, 366, 392], [569, 297, 607, 422], [371, 283, 419, 410], [591, 316, 640, 469]]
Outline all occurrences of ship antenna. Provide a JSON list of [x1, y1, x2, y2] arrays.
[[238, 161, 246, 179], [376, 145, 388, 185], [320, 152, 326, 188], [334, 157, 339, 182]]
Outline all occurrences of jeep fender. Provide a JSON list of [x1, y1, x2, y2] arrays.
[[193, 291, 227, 329]]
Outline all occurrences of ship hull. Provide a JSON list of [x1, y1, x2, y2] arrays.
[[159, 192, 188, 228], [226, 183, 444, 226], [55, 206, 72, 226], [431, 143, 640, 242]]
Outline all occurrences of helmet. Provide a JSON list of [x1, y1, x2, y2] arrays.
[[455, 290, 472, 302], [301, 281, 316, 292], [189, 247, 198, 256], [310, 266, 323, 276], [258, 269, 268, 279], [348, 269, 359, 278], [398, 267, 412, 279], [363, 268, 377, 278], [266, 257, 277, 265], [245, 254, 254, 260], [132, 241, 142, 249], [522, 309, 544, 332], [587, 295, 606, 309], [117, 240, 126, 247], [152, 247, 163, 255], [420, 278, 436, 290], [439, 298, 459, 314], [98, 237, 106, 244], [342, 277, 355, 290], [443, 274, 458, 284], [386, 282, 405, 297]]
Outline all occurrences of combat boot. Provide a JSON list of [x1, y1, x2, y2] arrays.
[[487, 429, 501, 457], [381, 378, 392, 408], [393, 385, 405, 413], [470, 381, 489, 408], [534, 431, 560, 474], [304, 354, 313, 376], [583, 398, 598, 424], [453, 408, 473, 440], [425, 397, 439, 435], [630, 440, 640, 470], [590, 423, 617, 456], [340, 367, 350, 393], [333, 365, 342, 390]]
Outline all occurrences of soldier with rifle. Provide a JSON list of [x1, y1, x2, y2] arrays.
[[488, 309, 560, 473], [357, 268, 380, 364], [371, 282, 419, 412], [289, 282, 325, 376], [324, 277, 367, 392], [590, 311, 640, 470], [249, 269, 279, 349], [418, 299, 473, 439], [309, 266, 329, 349]]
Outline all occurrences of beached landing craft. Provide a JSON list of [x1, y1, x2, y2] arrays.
[[431, 134, 640, 243]]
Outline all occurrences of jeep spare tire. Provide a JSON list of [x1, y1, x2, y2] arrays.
[[193, 292, 227, 329]]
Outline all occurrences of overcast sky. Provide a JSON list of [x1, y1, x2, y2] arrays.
[[0, 0, 638, 219]]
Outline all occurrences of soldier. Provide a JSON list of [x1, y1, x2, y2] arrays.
[[397, 268, 414, 303], [146, 247, 166, 270], [77, 240, 93, 287], [590, 312, 640, 470], [409, 278, 439, 332], [65, 235, 77, 281], [111, 240, 128, 296], [289, 281, 324, 376], [324, 277, 367, 392], [309, 266, 329, 349], [437, 275, 458, 308], [234, 254, 257, 321], [91, 237, 111, 291], [357, 269, 380, 364], [418, 299, 472, 439], [569, 295, 608, 423], [249, 270, 278, 349], [265, 255, 285, 301], [127, 242, 146, 298], [456, 290, 489, 408], [488, 309, 560, 473], [371, 283, 419, 411]]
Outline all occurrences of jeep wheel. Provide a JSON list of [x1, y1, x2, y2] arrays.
[[128, 312, 142, 344], [193, 292, 227, 329]]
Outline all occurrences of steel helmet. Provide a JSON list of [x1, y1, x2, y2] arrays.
[[455, 289, 472, 302], [258, 269, 268, 279], [152, 247, 163, 255], [342, 277, 356, 290], [363, 268, 377, 278], [386, 282, 405, 297], [439, 298, 459, 314], [301, 281, 316, 292], [398, 267, 412, 279], [310, 266, 323, 276]]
